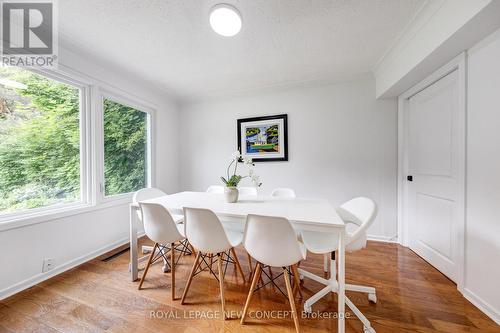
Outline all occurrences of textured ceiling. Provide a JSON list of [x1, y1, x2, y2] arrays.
[[59, 0, 424, 100]]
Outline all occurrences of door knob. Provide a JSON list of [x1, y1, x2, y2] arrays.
[[407, 175, 413, 182]]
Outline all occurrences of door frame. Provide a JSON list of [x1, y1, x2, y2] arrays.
[[397, 53, 466, 289]]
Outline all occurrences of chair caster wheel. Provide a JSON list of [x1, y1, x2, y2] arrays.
[[368, 293, 377, 303], [299, 274, 304, 280], [162, 265, 170, 273], [303, 305, 312, 314], [364, 326, 376, 333]]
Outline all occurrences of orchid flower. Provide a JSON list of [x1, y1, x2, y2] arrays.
[[220, 151, 262, 188]]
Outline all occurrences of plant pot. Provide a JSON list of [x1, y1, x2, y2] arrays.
[[224, 187, 239, 203]]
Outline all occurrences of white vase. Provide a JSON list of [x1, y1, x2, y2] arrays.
[[224, 187, 239, 203]]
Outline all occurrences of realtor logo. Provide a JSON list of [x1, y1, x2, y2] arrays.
[[0, 0, 57, 67]]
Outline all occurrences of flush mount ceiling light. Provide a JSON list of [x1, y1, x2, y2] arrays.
[[209, 4, 242, 37]]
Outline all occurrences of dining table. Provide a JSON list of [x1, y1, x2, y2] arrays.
[[129, 191, 347, 332]]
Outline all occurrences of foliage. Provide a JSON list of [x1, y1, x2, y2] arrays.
[[103, 99, 146, 196], [220, 174, 243, 187], [0, 67, 147, 214], [0, 68, 80, 212], [246, 127, 260, 137]]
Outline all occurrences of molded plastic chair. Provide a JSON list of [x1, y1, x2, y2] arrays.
[[241, 214, 306, 333], [299, 197, 378, 333], [138, 202, 187, 300], [238, 186, 258, 196], [206, 185, 224, 194], [271, 188, 296, 198], [181, 207, 246, 319], [133, 187, 183, 223], [133, 188, 185, 271], [134, 188, 165, 219]]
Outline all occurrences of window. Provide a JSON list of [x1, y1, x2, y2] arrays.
[[0, 65, 154, 224], [102, 98, 149, 197], [0, 66, 82, 215]]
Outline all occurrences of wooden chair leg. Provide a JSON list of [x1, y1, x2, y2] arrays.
[[292, 264, 303, 299], [181, 252, 201, 304], [247, 252, 253, 273], [138, 243, 158, 290], [209, 254, 213, 270], [171, 242, 176, 300], [217, 253, 226, 320], [231, 248, 246, 283], [241, 263, 261, 324], [188, 242, 196, 256], [284, 267, 300, 333]]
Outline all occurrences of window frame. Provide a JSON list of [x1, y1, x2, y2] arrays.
[[0, 67, 92, 223], [96, 88, 156, 204]]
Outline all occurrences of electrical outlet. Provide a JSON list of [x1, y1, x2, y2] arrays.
[[42, 258, 54, 273]]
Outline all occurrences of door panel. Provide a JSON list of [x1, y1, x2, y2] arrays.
[[416, 193, 453, 261], [408, 70, 459, 282]]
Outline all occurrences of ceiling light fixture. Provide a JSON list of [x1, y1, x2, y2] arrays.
[[209, 4, 242, 37]]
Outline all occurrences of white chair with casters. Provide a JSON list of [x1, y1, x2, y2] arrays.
[[238, 186, 258, 196], [206, 185, 224, 194], [271, 188, 296, 198], [299, 197, 378, 333], [241, 214, 306, 333], [181, 207, 246, 319], [133, 188, 187, 272], [138, 202, 188, 300]]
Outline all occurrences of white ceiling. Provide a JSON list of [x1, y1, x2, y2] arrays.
[[59, 0, 424, 100]]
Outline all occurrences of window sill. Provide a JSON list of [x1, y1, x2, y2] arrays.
[[0, 198, 132, 232]]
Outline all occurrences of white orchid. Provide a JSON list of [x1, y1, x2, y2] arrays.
[[251, 174, 262, 186], [231, 150, 241, 161], [243, 157, 253, 166], [221, 151, 262, 188]]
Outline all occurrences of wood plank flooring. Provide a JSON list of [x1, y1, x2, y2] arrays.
[[1, 239, 498, 333]]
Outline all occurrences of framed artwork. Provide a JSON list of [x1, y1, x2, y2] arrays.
[[237, 114, 288, 162]]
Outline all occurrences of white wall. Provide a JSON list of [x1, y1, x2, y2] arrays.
[[375, 0, 500, 98], [179, 76, 398, 240], [0, 46, 180, 298], [462, 28, 500, 324]]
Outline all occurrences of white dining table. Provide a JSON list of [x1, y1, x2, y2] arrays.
[[129, 191, 347, 332]]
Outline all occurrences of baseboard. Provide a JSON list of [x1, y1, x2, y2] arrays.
[[462, 288, 500, 325], [0, 235, 137, 301], [367, 234, 399, 243]]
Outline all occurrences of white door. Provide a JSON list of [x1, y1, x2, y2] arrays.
[[407, 70, 460, 282]]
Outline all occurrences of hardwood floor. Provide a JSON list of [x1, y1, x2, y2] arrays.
[[1, 240, 498, 333]]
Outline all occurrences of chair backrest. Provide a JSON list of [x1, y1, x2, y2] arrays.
[[238, 186, 258, 196], [183, 207, 232, 253], [206, 185, 224, 194], [271, 188, 296, 198], [139, 202, 183, 245], [133, 187, 167, 202], [133, 187, 167, 220], [337, 197, 377, 251], [243, 214, 305, 267]]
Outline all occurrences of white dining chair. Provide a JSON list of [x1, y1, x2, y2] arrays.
[[238, 186, 258, 196], [207, 185, 254, 272], [241, 214, 306, 333], [206, 185, 224, 194], [133, 188, 184, 272], [138, 202, 188, 300], [299, 197, 378, 333], [181, 207, 246, 319], [271, 188, 296, 198]]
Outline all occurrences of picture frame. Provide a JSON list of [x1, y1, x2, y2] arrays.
[[237, 114, 288, 162]]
